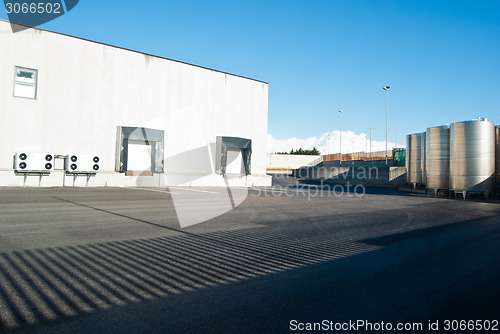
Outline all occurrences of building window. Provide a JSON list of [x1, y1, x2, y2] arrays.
[[14, 66, 38, 99]]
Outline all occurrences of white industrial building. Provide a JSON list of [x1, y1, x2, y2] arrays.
[[0, 20, 271, 187]]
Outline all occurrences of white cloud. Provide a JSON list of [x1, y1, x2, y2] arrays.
[[267, 131, 398, 154]]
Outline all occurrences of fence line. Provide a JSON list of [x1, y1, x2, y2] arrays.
[[323, 150, 394, 162]]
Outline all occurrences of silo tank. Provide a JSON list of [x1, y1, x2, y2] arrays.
[[406, 134, 412, 183], [496, 126, 500, 189], [426, 125, 450, 194], [450, 119, 495, 197], [406, 133, 423, 186], [421, 132, 426, 186]]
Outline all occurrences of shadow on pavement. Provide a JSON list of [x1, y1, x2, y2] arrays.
[[2, 213, 500, 333], [1, 186, 500, 333], [0, 225, 380, 333]]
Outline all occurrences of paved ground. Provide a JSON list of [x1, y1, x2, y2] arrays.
[[0, 175, 499, 333]]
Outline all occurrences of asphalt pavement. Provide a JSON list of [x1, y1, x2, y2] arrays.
[[0, 175, 499, 333]]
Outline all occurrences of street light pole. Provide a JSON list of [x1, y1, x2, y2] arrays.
[[339, 109, 343, 165], [395, 121, 398, 149], [383, 86, 390, 164]]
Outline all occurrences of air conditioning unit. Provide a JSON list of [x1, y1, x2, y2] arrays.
[[65, 155, 100, 173], [14, 152, 54, 172]]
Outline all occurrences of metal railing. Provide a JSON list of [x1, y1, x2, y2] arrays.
[[323, 150, 395, 162]]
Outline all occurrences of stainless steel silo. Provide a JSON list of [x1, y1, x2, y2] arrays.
[[496, 126, 500, 190], [406, 133, 423, 187], [406, 134, 412, 183], [426, 125, 450, 195], [421, 132, 426, 186], [450, 119, 495, 199]]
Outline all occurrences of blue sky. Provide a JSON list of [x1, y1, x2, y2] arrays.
[[2, 0, 499, 153]]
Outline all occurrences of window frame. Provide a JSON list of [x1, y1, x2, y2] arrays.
[[13, 66, 38, 100]]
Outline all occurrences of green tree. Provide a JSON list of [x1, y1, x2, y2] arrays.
[[285, 147, 321, 155]]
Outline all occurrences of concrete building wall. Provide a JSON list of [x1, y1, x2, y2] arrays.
[[293, 166, 407, 188], [0, 21, 271, 187], [266, 154, 322, 171]]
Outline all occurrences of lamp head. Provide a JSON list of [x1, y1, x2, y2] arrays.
[[339, 109, 343, 113], [383, 86, 390, 91]]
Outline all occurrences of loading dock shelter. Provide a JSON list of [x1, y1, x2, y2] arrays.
[[216, 136, 252, 177]]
